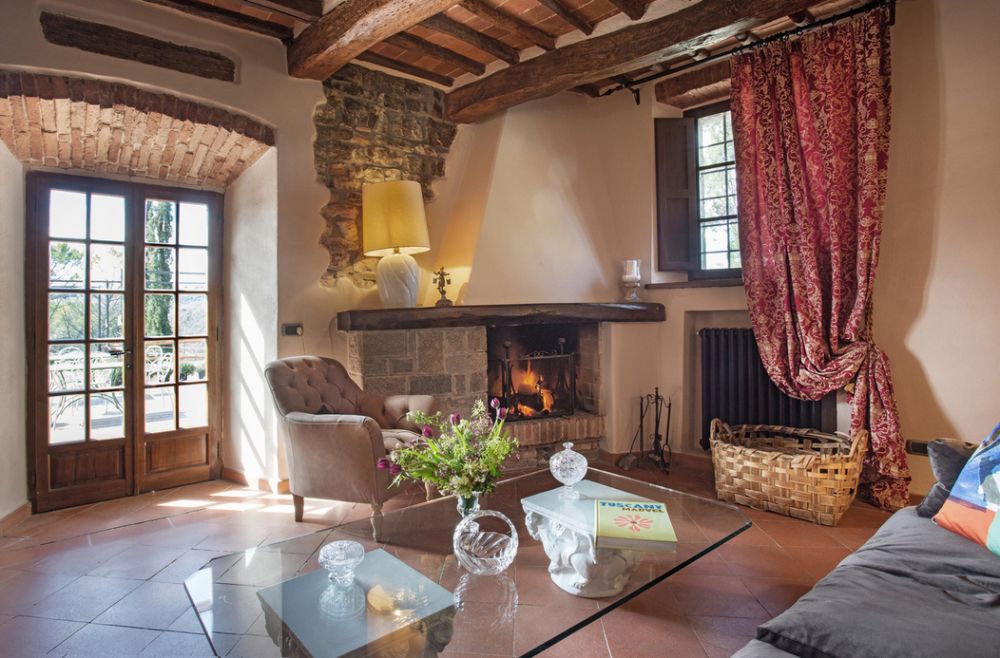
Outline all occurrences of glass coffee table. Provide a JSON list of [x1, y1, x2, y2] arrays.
[[184, 468, 750, 657]]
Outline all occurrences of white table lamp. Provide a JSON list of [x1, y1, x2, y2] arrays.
[[362, 180, 430, 308]]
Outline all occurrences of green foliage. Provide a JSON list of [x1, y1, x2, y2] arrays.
[[144, 201, 174, 337], [390, 400, 518, 498], [179, 362, 205, 381]]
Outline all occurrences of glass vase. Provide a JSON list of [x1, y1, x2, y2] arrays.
[[549, 442, 587, 499], [456, 492, 481, 518]]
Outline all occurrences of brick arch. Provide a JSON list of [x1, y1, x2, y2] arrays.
[[0, 71, 274, 189]]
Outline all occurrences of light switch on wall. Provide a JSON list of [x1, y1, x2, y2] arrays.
[[281, 323, 303, 337]]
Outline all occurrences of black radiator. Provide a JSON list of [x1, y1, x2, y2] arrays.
[[699, 328, 836, 449]]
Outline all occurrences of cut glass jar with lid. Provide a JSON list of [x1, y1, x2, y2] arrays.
[[549, 442, 587, 499]]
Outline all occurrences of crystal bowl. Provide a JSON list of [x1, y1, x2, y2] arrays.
[[452, 509, 518, 575], [319, 540, 365, 586]]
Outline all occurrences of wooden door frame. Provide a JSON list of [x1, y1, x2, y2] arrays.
[[25, 172, 224, 512]]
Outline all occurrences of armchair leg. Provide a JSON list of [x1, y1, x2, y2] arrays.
[[425, 482, 433, 501], [371, 502, 383, 541], [293, 494, 304, 522]]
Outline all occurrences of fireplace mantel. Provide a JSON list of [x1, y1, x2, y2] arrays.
[[336, 302, 665, 331]]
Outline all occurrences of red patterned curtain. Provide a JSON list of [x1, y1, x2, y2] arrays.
[[730, 6, 910, 510]]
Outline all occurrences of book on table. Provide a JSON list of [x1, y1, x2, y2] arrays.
[[595, 499, 677, 551]]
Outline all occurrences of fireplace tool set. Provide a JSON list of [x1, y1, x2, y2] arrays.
[[617, 387, 672, 473]]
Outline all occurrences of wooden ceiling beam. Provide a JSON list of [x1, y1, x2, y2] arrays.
[[236, 0, 323, 21], [288, 0, 459, 79], [445, 0, 818, 123], [654, 59, 731, 107], [386, 32, 486, 76], [356, 51, 455, 87], [460, 0, 557, 50], [422, 14, 520, 65], [138, 0, 293, 40], [536, 0, 594, 35], [606, 0, 647, 21]]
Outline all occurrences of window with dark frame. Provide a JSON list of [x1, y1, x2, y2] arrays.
[[654, 100, 742, 279]]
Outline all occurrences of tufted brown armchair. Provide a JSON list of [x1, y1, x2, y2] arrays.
[[263, 356, 436, 529]]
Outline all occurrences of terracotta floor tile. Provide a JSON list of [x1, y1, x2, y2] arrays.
[[664, 574, 769, 618], [826, 525, 879, 551], [740, 576, 816, 617], [447, 601, 515, 655], [0, 570, 78, 615], [140, 629, 216, 656], [602, 609, 708, 658], [28, 574, 142, 622], [225, 632, 283, 657], [87, 544, 189, 580], [513, 564, 599, 610], [754, 519, 843, 548], [170, 607, 208, 634], [151, 548, 231, 584], [53, 621, 160, 654], [717, 545, 800, 579], [0, 615, 85, 654], [93, 580, 192, 630], [687, 615, 768, 656], [781, 545, 852, 580], [514, 603, 610, 657], [24, 540, 133, 577]]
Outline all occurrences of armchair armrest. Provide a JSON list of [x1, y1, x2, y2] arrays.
[[382, 394, 437, 432], [281, 412, 390, 504]]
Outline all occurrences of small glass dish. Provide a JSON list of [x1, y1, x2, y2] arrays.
[[319, 540, 365, 586]]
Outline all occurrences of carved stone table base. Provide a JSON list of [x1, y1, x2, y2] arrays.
[[521, 481, 652, 598]]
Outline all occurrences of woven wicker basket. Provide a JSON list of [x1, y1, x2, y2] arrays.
[[709, 419, 868, 526]]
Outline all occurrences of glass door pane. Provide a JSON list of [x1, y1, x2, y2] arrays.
[[46, 188, 128, 445]]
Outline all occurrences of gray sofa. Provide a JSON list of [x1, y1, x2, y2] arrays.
[[734, 506, 1000, 658]]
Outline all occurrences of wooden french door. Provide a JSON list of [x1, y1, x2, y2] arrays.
[[26, 173, 222, 512]]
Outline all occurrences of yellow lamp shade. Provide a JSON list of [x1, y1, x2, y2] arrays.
[[362, 180, 430, 257]]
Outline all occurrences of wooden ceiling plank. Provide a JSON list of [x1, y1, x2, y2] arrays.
[[606, 0, 647, 21], [422, 14, 520, 65], [535, 0, 594, 35], [386, 32, 486, 75], [445, 0, 818, 122], [355, 51, 455, 87], [237, 0, 323, 21], [459, 0, 557, 50], [654, 59, 731, 105], [288, 0, 459, 79], [139, 0, 293, 40]]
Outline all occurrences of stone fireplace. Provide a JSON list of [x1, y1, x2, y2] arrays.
[[339, 303, 664, 469]]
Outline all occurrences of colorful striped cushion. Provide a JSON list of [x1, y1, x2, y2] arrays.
[[934, 421, 1000, 555]]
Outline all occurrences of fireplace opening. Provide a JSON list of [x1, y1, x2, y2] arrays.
[[487, 325, 579, 421]]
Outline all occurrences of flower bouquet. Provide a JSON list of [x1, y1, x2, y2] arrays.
[[378, 399, 518, 505]]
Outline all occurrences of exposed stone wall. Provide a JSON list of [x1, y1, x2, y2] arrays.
[[347, 327, 487, 419], [0, 71, 273, 189], [313, 64, 457, 287]]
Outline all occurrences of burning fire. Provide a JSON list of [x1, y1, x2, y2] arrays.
[[513, 361, 555, 417]]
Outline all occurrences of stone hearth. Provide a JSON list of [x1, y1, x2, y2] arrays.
[[340, 303, 664, 468]]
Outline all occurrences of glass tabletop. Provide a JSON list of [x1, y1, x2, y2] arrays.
[[184, 468, 750, 657]]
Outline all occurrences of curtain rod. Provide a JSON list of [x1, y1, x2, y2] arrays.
[[604, 0, 896, 102]]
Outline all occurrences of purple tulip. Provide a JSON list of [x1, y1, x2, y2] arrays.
[[497, 406, 507, 420], [389, 463, 403, 475], [376, 457, 390, 470], [514, 450, 521, 461], [449, 413, 461, 425], [422, 425, 434, 438], [490, 398, 501, 410]]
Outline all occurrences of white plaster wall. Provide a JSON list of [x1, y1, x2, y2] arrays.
[[0, 142, 26, 519], [224, 149, 281, 486]]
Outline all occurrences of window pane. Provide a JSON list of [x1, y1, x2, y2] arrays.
[[90, 244, 125, 290], [90, 194, 125, 242], [702, 221, 728, 253], [90, 392, 125, 440], [728, 220, 740, 250], [179, 202, 209, 246], [145, 247, 176, 290], [699, 168, 727, 199], [90, 342, 125, 390], [699, 113, 726, 147], [145, 387, 176, 433], [179, 294, 208, 336], [178, 248, 208, 291], [179, 339, 207, 382], [49, 344, 85, 393], [700, 197, 728, 219], [145, 200, 176, 244], [50, 394, 85, 444], [145, 293, 175, 337], [179, 384, 207, 428], [90, 293, 124, 339], [730, 251, 742, 269], [145, 340, 175, 385], [49, 241, 86, 289], [698, 143, 727, 167], [703, 252, 729, 270], [49, 292, 86, 341], [49, 190, 87, 239]]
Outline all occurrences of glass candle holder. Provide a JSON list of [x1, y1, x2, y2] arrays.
[[621, 259, 641, 302], [319, 540, 365, 587]]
